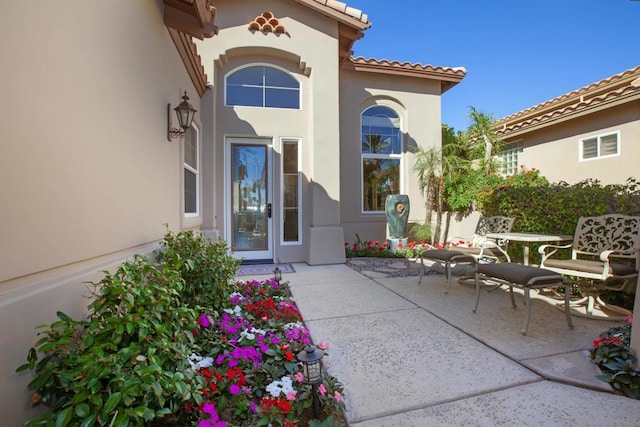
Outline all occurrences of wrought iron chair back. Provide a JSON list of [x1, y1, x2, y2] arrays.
[[538, 214, 640, 319]]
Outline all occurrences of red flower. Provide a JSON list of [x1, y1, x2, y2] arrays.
[[200, 368, 213, 379], [285, 352, 294, 361], [397, 243, 403, 249]]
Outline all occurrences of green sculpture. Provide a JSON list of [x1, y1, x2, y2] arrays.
[[385, 194, 410, 239]]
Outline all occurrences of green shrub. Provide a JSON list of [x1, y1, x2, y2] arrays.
[[17, 256, 202, 426], [157, 229, 240, 309], [590, 321, 640, 399]]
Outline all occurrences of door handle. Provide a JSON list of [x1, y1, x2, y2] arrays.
[[267, 203, 272, 218]]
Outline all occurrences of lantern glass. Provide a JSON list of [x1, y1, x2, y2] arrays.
[[303, 360, 322, 384], [273, 267, 282, 282], [174, 92, 197, 130], [297, 345, 324, 384]]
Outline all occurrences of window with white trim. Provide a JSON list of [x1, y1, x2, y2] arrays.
[[361, 106, 401, 212], [226, 65, 300, 109], [281, 140, 301, 243], [580, 131, 620, 161], [184, 124, 199, 216], [499, 141, 523, 175]]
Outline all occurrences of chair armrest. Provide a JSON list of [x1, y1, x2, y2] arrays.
[[538, 243, 573, 264], [599, 247, 640, 262]]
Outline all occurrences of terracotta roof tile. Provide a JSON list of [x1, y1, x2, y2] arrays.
[[307, 0, 369, 24], [496, 65, 640, 136], [346, 57, 466, 93]]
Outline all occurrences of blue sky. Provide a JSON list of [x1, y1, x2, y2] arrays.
[[343, 0, 640, 132]]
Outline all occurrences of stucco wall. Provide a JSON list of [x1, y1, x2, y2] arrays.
[[0, 1, 201, 423], [196, 0, 345, 263], [339, 69, 443, 244], [504, 102, 640, 185]]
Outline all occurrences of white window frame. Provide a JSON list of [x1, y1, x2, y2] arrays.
[[579, 131, 620, 161], [499, 141, 523, 175], [183, 123, 200, 218], [360, 105, 403, 214], [224, 64, 301, 110], [280, 138, 302, 245]]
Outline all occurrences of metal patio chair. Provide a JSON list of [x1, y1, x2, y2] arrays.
[[538, 214, 640, 319]]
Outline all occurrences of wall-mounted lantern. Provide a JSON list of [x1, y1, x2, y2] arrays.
[[168, 91, 197, 141]]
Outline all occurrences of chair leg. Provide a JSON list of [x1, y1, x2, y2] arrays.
[[564, 282, 574, 330], [509, 286, 517, 309], [445, 262, 452, 294], [473, 272, 480, 313], [521, 289, 532, 335], [419, 256, 424, 284]]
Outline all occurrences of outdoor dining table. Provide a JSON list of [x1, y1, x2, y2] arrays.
[[485, 232, 572, 265]]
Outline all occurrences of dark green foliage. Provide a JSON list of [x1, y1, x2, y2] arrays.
[[589, 322, 640, 399], [16, 256, 202, 426], [157, 229, 240, 309], [479, 177, 640, 265]]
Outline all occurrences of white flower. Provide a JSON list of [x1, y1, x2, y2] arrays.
[[265, 376, 295, 398], [223, 305, 242, 316], [187, 353, 214, 370], [284, 322, 304, 330]]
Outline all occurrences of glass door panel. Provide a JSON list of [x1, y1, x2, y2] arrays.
[[231, 144, 270, 255]]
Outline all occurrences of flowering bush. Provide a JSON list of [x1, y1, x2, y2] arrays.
[[19, 231, 345, 426], [589, 316, 640, 399], [344, 236, 474, 259], [187, 279, 345, 426]]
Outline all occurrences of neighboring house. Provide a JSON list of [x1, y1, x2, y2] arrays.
[[0, 0, 465, 423], [494, 66, 640, 184]]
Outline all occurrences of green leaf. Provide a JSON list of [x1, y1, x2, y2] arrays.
[[74, 403, 90, 418], [80, 414, 97, 427], [103, 392, 122, 414], [55, 406, 73, 427]]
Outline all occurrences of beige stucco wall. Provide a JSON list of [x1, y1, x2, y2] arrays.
[[339, 69, 443, 244], [0, 1, 201, 423], [196, 0, 345, 264], [503, 102, 640, 185]]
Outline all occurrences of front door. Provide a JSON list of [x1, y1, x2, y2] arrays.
[[227, 138, 273, 261]]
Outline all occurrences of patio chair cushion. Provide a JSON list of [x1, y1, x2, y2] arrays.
[[453, 246, 506, 259], [421, 249, 476, 264], [477, 262, 563, 287], [542, 258, 636, 276]]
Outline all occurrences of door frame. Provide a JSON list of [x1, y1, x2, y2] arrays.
[[224, 137, 274, 261]]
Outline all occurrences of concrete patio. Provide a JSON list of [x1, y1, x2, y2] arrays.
[[241, 259, 640, 426]]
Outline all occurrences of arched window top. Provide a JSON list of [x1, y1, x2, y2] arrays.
[[361, 105, 401, 155], [226, 65, 300, 109]]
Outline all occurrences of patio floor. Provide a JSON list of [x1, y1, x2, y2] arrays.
[[239, 259, 640, 426]]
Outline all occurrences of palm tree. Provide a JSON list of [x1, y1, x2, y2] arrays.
[[464, 107, 502, 167]]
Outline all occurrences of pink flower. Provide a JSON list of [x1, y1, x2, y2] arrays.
[[318, 383, 327, 396], [317, 341, 329, 351], [229, 384, 240, 395], [334, 391, 341, 403], [286, 391, 297, 401], [625, 315, 633, 325], [197, 313, 211, 328], [294, 372, 305, 383]]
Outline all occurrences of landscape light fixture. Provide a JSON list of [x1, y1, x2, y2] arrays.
[[273, 266, 282, 285], [167, 91, 197, 141], [297, 344, 325, 418]]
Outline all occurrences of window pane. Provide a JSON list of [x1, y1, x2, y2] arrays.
[[283, 208, 298, 242], [582, 138, 598, 159], [265, 88, 299, 109], [264, 67, 298, 88], [283, 143, 298, 174], [184, 129, 197, 169], [600, 134, 618, 156], [227, 85, 263, 107], [284, 175, 298, 207], [361, 107, 401, 154], [184, 169, 197, 214], [362, 158, 400, 211], [227, 66, 263, 86]]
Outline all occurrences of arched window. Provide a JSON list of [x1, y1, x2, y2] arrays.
[[361, 106, 401, 212], [226, 65, 300, 109]]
